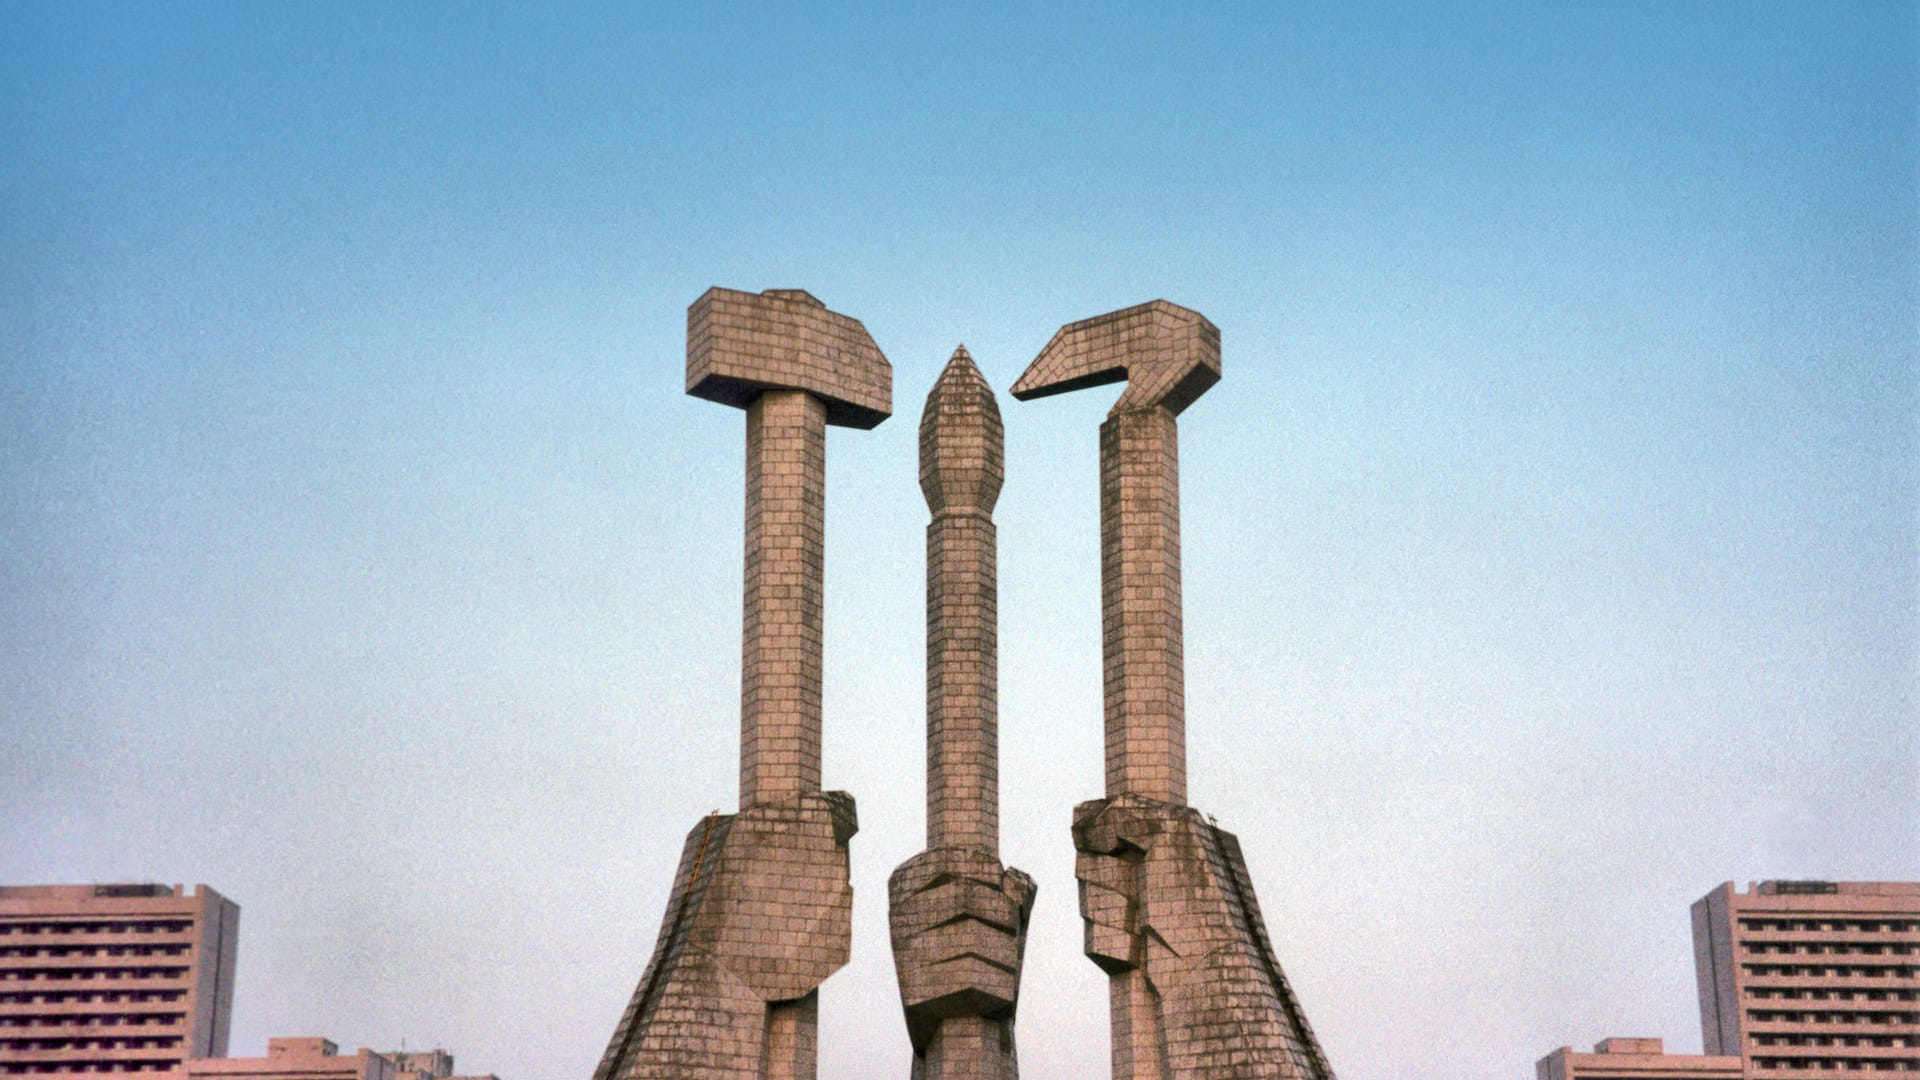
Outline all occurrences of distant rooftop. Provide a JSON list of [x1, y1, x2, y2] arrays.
[[1746, 879, 1920, 896], [0, 882, 182, 898]]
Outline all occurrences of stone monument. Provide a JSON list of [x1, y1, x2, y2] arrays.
[[888, 348, 1037, 1079], [1013, 301, 1337, 1080], [596, 290, 1337, 1079], [592, 287, 890, 1080]]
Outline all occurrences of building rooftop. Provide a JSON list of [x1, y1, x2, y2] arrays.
[[0, 882, 184, 898], [1744, 879, 1920, 897]]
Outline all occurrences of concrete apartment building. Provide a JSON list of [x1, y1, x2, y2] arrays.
[[1693, 880, 1919, 1077], [184, 1038, 498, 1080], [1537, 1037, 1742, 1080], [1541, 880, 1919, 1079], [0, 884, 239, 1076]]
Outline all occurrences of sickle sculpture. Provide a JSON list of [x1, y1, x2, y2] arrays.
[[1012, 299, 1220, 804], [1012, 301, 1336, 1080]]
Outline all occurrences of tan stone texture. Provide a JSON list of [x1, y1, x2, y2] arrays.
[[1012, 302, 1218, 806], [742, 389, 828, 806], [890, 348, 1034, 1080], [889, 848, 1035, 1073], [1010, 300, 1219, 418], [595, 287, 888, 1080], [687, 287, 891, 430], [920, 347, 1004, 854], [700, 287, 890, 809], [593, 794, 857, 1080], [1014, 302, 1335, 1079], [911, 1016, 1019, 1080], [925, 510, 1000, 851], [1098, 407, 1186, 804], [1074, 796, 1335, 1080]]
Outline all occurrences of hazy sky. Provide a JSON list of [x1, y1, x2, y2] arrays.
[[3, 4, 1915, 1079]]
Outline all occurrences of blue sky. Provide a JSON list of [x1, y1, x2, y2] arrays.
[[3, 4, 1915, 1078]]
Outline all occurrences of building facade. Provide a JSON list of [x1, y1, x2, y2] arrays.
[[1693, 880, 1919, 1077], [183, 1037, 498, 1080], [1538, 1037, 1743, 1080], [0, 884, 239, 1076]]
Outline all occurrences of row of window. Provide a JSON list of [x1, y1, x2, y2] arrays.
[[1751, 1009, 1920, 1024], [1740, 918, 1920, 934], [1744, 943, 1918, 958], [0, 1015, 185, 1029], [0, 923, 193, 938], [1743, 964, 1915, 979], [1753, 1035, 1918, 1049], [1750, 988, 1919, 1003], [0, 946, 191, 960], [0, 990, 184, 1006], [0, 969, 190, 982], [0, 1036, 183, 1051], [0, 1064, 178, 1074], [1752, 1057, 1920, 1071]]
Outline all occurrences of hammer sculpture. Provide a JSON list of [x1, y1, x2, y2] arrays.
[[1014, 302, 1336, 1080], [594, 288, 889, 1080], [889, 348, 1036, 1079]]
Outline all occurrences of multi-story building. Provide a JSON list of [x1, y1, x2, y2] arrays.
[[1693, 880, 1919, 1077], [1538, 1037, 1743, 1080], [0, 884, 239, 1077], [1539, 880, 1918, 1079], [184, 1037, 498, 1080]]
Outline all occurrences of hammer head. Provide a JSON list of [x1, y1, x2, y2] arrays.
[[687, 287, 892, 429], [1011, 299, 1220, 417]]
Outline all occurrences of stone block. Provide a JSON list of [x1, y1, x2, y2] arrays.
[[1072, 794, 1335, 1080], [1011, 300, 1219, 418], [888, 847, 1035, 1051], [687, 287, 891, 429], [594, 793, 858, 1080]]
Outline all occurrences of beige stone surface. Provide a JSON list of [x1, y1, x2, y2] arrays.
[[741, 389, 829, 806], [1096, 408, 1186, 804], [1015, 303, 1335, 1079], [595, 287, 887, 1080], [687, 287, 890, 430], [1010, 300, 1219, 418], [593, 794, 857, 1080], [908, 1016, 1017, 1080], [1074, 796, 1334, 1080], [696, 288, 890, 809], [1012, 301, 1218, 806], [890, 348, 1034, 1080], [919, 347, 1004, 854], [889, 849, 1034, 1055]]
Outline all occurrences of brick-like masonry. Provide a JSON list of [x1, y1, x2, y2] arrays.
[[890, 348, 1036, 1080], [1014, 301, 1337, 1080], [1013, 301, 1219, 805], [594, 288, 889, 1080]]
